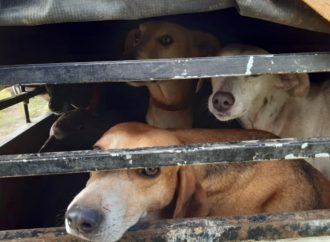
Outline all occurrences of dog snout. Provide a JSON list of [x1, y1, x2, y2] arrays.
[[66, 205, 103, 234], [212, 91, 235, 112]]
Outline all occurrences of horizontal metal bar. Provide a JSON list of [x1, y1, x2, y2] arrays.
[[0, 87, 45, 110], [0, 52, 329, 85], [1, 210, 330, 241], [0, 137, 329, 177]]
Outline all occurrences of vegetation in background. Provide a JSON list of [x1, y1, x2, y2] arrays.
[[0, 88, 49, 143]]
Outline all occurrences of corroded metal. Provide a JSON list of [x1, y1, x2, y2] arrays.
[[0, 136, 329, 177], [1, 210, 330, 241], [0, 53, 330, 85]]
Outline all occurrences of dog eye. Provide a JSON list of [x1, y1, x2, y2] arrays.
[[159, 35, 174, 46], [138, 167, 160, 178]]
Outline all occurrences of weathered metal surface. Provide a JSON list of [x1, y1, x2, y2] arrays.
[[0, 86, 45, 110], [1, 210, 330, 241], [0, 136, 329, 177], [0, 53, 330, 85]]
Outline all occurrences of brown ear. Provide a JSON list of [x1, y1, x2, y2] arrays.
[[276, 74, 310, 97], [191, 31, 220, 57], [173, 167, 209, 218], [124, 28, 139, 53]]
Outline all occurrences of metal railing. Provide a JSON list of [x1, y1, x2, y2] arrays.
[[0, 52, 330, 241]]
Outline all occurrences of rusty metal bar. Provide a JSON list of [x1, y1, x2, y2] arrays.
[[0, 136, 329, 177], [0, 52, 329, 85], [1, 210, 330, 241]]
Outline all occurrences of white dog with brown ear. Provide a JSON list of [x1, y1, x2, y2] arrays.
[[208, 44, 330, 177], [124, 21, 220, 128]]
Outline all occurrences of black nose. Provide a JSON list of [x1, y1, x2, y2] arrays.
[[65, 205, 103, 234], [212, 91, 235, 112]]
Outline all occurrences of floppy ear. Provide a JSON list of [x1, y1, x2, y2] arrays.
[[191, 31, 220, 57], [276, 74, 310, 97], [173, 167, 209, 218], [124, 28, 139, 53]]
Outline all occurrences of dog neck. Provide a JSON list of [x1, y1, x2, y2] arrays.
[[147, 97, 193, 128], [150, 96, 190, 111]]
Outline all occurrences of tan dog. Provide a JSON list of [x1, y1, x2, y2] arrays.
[[65, 122, 330, 242], [208, 44, 330, 177], [124, 21, 220, 128]]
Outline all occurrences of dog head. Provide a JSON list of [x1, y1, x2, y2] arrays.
[[39, 109, 124, 152], [65, 122, 208, 242], [124, 21, 220, 60], [208, 44, 310, 121], [124, 21, 220, 106]]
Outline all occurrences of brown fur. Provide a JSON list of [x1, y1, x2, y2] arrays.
[[66, 122, 330, 242], [124, 21, 220, 128]]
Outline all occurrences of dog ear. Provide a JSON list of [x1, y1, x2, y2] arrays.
[[124, 28, 139, 53], [191, 31, 220, 57], [173, 167, 209, 218], [277, 74, 310, 97]]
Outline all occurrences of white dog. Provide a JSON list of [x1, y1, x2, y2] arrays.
[[208, 44, 330, 177]]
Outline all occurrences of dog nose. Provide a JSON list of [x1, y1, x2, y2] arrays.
[[212, 91, 235, 112], [65, 205, 103, 234]]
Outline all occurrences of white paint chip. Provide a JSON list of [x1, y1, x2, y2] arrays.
[[246, 56, 254, 75], [315, 153, 330, 158], [285, 154, 296, 159], [301, 143, 308, 149]]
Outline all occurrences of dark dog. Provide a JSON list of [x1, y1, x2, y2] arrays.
[[40, 109, 125, 152]]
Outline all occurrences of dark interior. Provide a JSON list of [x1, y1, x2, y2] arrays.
[[0, 8, 330, 230]]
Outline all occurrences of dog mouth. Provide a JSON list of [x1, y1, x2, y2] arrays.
[[212, 111, 233, 121]]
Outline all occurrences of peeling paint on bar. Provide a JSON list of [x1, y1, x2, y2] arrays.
[[284, 154, 306, 159], [1, 52, 330, 85], [315, 153, 330, 158], [301, 143, 308, 149], [246, 56, 254, 74], [1, 137, 330, 177], [1, 210, 330, 241]]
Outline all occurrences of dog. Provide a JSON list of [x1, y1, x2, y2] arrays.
[[46, 84, 102, 114], [123, 21, 220, 128], [208, 44, 330, 177], [39, 109, 125, 152], [65, 122, 330, 242]]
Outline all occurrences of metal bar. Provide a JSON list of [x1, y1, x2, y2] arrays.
[[0, 137, 329, 177], [0, 87, 45, 111], [0, 52, 329, 85], [20, 86, 31, 123], [1, 210, 330, 241]]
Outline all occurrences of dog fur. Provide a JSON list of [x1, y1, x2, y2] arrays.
[[65, 122, 330, 242], [208, 44, 330, 177], [124, 21, 220, 128]]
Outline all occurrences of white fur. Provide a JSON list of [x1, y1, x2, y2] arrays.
[[208, 44, 330, 178], [66, 173, 145, 242]]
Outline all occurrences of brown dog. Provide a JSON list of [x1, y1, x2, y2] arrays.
[[124, 21, 220, 128], [65, 122, 330, 242]]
